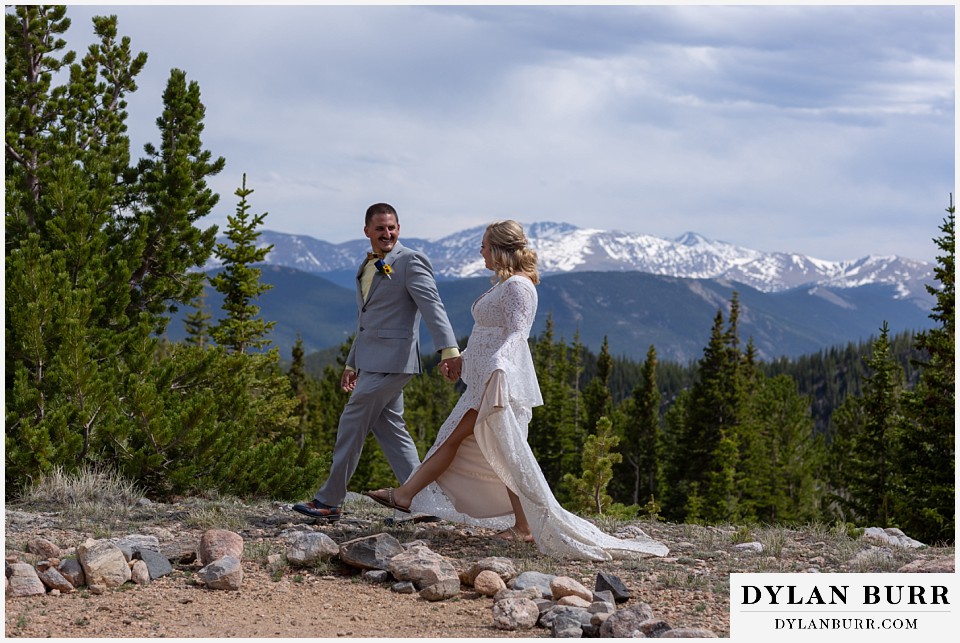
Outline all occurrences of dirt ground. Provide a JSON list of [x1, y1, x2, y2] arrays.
[[4, 495, 953, 638]]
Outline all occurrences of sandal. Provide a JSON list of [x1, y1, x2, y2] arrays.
[[494, 527, 534, 543], [364, 488, 411, 514]]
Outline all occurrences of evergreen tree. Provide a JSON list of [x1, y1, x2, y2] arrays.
[[828, 323, 903, 525], [896, 198, 955, 543], [208, 174, 274, 354], [183, 290, 212, 348], [615, 345, 663, 506], [583, 336, 614, 435], [562, 416, 622, 514], [126, 67, 225, 328], [288, 335, 310, 449], [527, 315, 579, 493], [4, 9, 227, 490], [740, 374, 824, 523]]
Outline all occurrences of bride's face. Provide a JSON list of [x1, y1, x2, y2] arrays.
[[480, 230, 493, 270]]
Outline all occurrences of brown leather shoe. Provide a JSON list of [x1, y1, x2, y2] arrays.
[[292, 500, 341, 521]]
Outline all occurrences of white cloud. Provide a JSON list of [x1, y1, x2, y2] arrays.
[[49, 3, 954, 262]]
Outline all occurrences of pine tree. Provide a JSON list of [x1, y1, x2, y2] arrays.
[[896, 198, 955, 543], [208, 175, 275, 354], [740, 374, 824, 523], [5, 9, 202, 488], [562, 416, 622, 514], [829, 323, 903, 525], [288, 335, 310, 449], [528, 315, 579, 493], [583, 336, 614, 435], [662, 292, 757, 522], [183, 290, 213, 348], [615, 345, 663, 506], [126, 67, 225, 328]]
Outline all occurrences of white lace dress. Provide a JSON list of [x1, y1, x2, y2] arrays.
[[408, 276, 669, 561]]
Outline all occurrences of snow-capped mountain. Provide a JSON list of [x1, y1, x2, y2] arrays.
[[206, 222, 933, 305]]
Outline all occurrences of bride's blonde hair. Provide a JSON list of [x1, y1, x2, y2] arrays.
[[486, 220, 539, 285]]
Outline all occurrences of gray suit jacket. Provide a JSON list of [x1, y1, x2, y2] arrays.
[[346, 241, 458, 374]]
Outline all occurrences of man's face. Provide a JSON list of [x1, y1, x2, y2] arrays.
[[364, 213, 400, 255]]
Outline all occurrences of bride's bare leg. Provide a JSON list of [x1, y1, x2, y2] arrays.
[[495, 489, 534, 542], [375, 408, 478, 509]]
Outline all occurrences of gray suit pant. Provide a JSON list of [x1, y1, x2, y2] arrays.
[[315, 371, 419, 507]]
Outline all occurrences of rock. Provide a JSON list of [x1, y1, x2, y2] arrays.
[[588, 601, 616, 625], [637, 619, 672, 638], [462, 556, 518, 585], [388, 544, 460, 592], [848, 546, 895, 570], [593, 589, 615, 604], [339, 533, 404, 571], [599, 602, 655, 637], [199, 529, 244, 566], [494, 586, 542, 603], [596, 571, 631, 603], [863, 527, 925, 549], [534, 598, 556, 615], [36, 565, 74, 593], [661, 627, 718, 638], [734, 542, 763, 553], [363, 569, 390, 583], [285, 532, 340, 566], [474, 569, 507, 596], [511, 570, 556, 599], [898, 557, 955, 573], [419, 578, 461, 601], [130, 560, 150, 586], [57, 558, 85, 587], [111, 535, 161, 562], [551, 576, 593, 602], [27, 537, 60, 560], [159, 538, 197, 564], [133, 548, 173, 580], [492, 597, 540, 630], [88, 583, 106, 595], [197, 555, 243, 591], [558, 595, 592, 608], [391, 581, 416, 594], [552, 613, 584, 638], [77, 539, 131, 588], [540, 605, 591, 630], [6, 562, 46, 597]]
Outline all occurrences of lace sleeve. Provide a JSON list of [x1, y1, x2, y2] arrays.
[[491, 277, 537, 370]]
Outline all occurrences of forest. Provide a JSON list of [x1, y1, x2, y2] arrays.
[[5, 6, 954, 546]]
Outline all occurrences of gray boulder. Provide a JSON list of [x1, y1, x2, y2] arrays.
[[492, 597, 540, 630], [511, 570, 556, 599], [197, 555, 243, 591], [285, 532, 339, 566], [339, 533, 404, 571]]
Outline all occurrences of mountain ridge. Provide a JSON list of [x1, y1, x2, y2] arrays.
[[203, 222, 933, 307], [169, 265, 935, 363]]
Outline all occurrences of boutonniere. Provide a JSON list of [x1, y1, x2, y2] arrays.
[[375, 258, 392, 279]]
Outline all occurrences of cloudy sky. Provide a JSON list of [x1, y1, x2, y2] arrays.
[[58, 2, 954, 263]]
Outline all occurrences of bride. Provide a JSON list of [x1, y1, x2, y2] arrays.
[[367, 220, 668, 561]]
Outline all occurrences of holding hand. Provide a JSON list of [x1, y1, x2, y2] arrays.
[[341, 369, 358, 392], [439, 356, 462, 382]]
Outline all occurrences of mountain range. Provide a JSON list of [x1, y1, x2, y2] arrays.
[[174, 223, 938, 363], [203, 222, 934, 303]]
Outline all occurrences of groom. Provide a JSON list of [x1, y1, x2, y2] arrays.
[[293, 203, 461, 521]]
